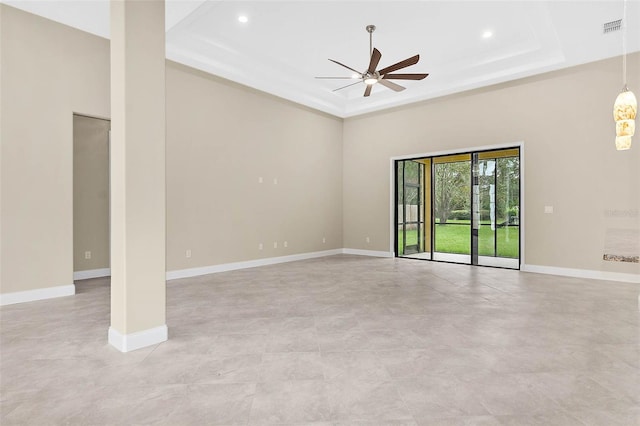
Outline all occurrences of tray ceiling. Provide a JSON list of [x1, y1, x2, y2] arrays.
[[4, 0, 640, 117]]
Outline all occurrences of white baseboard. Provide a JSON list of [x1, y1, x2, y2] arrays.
[[108, 325, 168, 352], [342, 248, 394, 258], [521, 264, 640, 284], [166, 249, 344, 280], [74, 268, 111, 281], [0, 284, 75, 306]]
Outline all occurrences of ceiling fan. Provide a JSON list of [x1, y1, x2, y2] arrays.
[[316, 25, 429, 97]]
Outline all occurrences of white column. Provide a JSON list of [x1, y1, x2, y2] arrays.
[[109, 0, 167, 352]]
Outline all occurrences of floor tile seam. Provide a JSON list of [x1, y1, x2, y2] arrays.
[[513, 377, 624, 414], [550, 410, 590, 426], [321, 348, 397, 354], [244, 380, 259, 426], [473, 388, 562, 418], [0, 394, 41, 406], [616, 360, 640, 370], [0, 403, 21, 420], [317, 348, 382, 354], [219, 329, 320, 336], [313, 326, 364, 335], [263, 348, 322, 355], [392, 375, 461, 423], [388, 373, 468, 384], [254, 378, 327, 385], [484, 365, 629, 375], [540, 406, 604, 426], [261, 350, 320, 356], [192, 377, 264, 385], [579, 373, 640, 404]]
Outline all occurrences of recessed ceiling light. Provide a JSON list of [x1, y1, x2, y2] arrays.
[[482, 30, 493, 39], [238, 15, 248, 23]]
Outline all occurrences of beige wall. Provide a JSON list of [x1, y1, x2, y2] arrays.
[[73, 115, 110, 272], [343, 53, 640, 275], [0, 5, 110, 293], [165, 63, 344, 270], [1, 4, 637, 299], [0, 5, 343, 297]]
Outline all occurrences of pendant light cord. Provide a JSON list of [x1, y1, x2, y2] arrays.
[[622, 0, 628, 88]]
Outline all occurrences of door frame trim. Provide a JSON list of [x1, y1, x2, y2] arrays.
[[389, 141, 525, 266]]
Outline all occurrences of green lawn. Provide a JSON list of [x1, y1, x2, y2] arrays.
[[399, 223, 519, 258]]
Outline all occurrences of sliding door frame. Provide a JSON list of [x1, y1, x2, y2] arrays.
[[390, 141, 525, 268]]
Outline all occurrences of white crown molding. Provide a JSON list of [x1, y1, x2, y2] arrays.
[[73, 268, 111, 281], [0, 284, 75, 306], [108, 325, 168, 353]]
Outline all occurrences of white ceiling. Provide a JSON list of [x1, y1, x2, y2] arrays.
[[4, 0, 640, 117]]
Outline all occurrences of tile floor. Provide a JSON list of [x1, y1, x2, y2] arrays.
[[0, 255, 639, 425]]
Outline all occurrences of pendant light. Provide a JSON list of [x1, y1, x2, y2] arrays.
[[613, 0, 637, 150]]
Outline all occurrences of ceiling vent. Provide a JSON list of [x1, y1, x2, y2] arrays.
[[603, 19, 622, 34]]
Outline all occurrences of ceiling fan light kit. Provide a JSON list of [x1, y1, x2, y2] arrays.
[[364, 73, 379, 85], [316, 24, 429, 97]]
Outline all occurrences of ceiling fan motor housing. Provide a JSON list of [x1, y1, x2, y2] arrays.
[[363, 71, 380, 85]]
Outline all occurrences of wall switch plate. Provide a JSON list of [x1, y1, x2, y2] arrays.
[[258, 243, 263, 250], [322, 237, 326, 244], [84, 251, 91, 259], [284, 241, 288, 248], [185, 249, 192, 258], [544, 206, 554, 214], [273, 178, 278, 185], [258, 177, 263, 184], [366, 237, 370, 243], [273, 242, 278, 249]]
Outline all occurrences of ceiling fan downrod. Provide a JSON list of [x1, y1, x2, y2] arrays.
[[366, 25, 376, 58]]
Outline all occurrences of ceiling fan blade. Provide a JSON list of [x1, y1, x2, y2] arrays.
[[329, 59, 362, 75], [367, 48, 382, 74], [378, 79, 405, 92], [333, 81, 362, 92], [364, 85, 373, 97], [315, 77, 358, 79], [383, 73, 429, 80], [378, 55, 420, 75]]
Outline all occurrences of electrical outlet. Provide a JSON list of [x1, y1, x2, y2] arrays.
[[84, 251, 91, 260], [185, 249, 192, 258], [258, 177, 263, 184], [322, 237, 326, 244], [273, 242, 278, 249], [273, 178, 278, 185], [284, 241, 288, 248], [258, 243, 263, 250], [366, 237, 370, 244]]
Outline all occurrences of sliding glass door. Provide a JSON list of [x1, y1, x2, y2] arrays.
[[397, 160, 427, 257], [433, 154, 471, 263], [475, 149, 520, 268], [395, 147, 520, 269]]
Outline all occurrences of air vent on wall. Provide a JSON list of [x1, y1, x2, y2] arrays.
[[603, 19, 622, 34]]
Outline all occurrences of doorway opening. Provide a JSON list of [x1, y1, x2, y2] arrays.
[[73, 114, 111, 279], [395, 147, 521, 269]]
